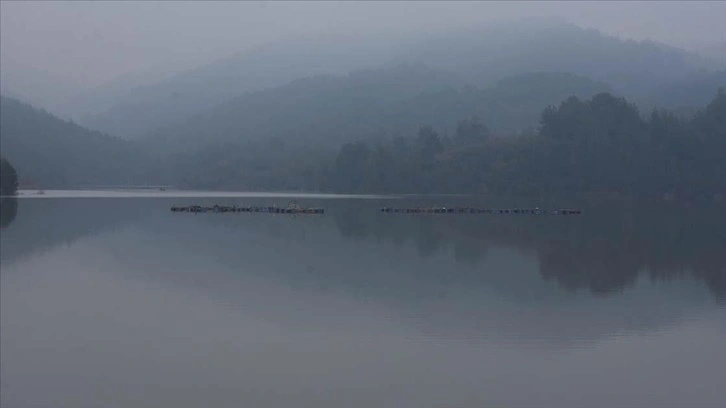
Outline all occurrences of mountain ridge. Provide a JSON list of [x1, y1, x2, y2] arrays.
[[78, 21, 719, 139]]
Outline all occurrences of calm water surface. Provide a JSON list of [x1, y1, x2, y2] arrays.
[[1, 192, 725, 408]]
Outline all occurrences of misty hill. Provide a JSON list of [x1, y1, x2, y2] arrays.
[[80, 33, 410, 139], [0, 59, 89, 121], [0, 96, 148, 187], [142, 64, 455, 151], [639, 70, 726, 113], [393, 21, 706, 94], [143, 67, 609, 153], [80, 21, 713, 139], [699, 42, 726, 66], [396, 72, 611, 135]]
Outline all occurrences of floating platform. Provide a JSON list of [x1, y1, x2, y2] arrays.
[[171, 205, 324, 214], [170, 205, 580, 216], [379, 207, 582, 215]]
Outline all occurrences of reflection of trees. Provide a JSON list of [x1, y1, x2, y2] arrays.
[[0, 198, 143, 267], [3, 196, 723, 299], [333, 203, 726, 299], [538, 235, 644, 295], [0, 197, 18, 228]]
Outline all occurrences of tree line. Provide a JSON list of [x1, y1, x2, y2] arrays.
[[324, 90, 726, 199], [2, 88, 724, 199]]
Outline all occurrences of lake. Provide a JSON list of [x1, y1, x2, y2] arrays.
[[1, 191, 725, 408]]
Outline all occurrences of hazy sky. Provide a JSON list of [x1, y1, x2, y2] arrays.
[[2, 1, 725, 90]]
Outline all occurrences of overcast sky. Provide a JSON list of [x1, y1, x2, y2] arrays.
[[2, 1, 726, 90]]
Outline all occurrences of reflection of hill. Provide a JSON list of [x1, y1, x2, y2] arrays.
[[0, 198, 144, 268]]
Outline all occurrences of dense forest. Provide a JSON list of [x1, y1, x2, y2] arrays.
[[1, 88, 724, 199], [323, 90, 726, 199]]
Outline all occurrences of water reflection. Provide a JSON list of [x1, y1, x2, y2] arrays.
[[2, 196, 724, 299], [0, 196, 17, 228], [2, 196, 725, 408], [332, 200, 726, 298], [0, 198, 142, 267], [4, 196, 721, 346]]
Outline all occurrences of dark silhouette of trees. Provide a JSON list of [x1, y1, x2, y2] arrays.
[[455, 117, 490, 145], [2, 87, 724, 198], [0, 158, 18, 229], [1, 157, 19, 196], [326, 90, 726, 199]]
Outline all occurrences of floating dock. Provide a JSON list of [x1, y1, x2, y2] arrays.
[[171, 205, 324, 214], [379, 207, 582, 215], [170, 205, 581, 216]]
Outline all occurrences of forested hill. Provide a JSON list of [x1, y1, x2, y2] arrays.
[[2, 87, 724, 200], [146, 88, 725, 200], [0, 96, 148, 187], [142, 68, 609, 152], [78, 32, 411, 139], [390, 21, 702, 94], [324, 90, 726, 199], [80, 21, 713, 139]]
